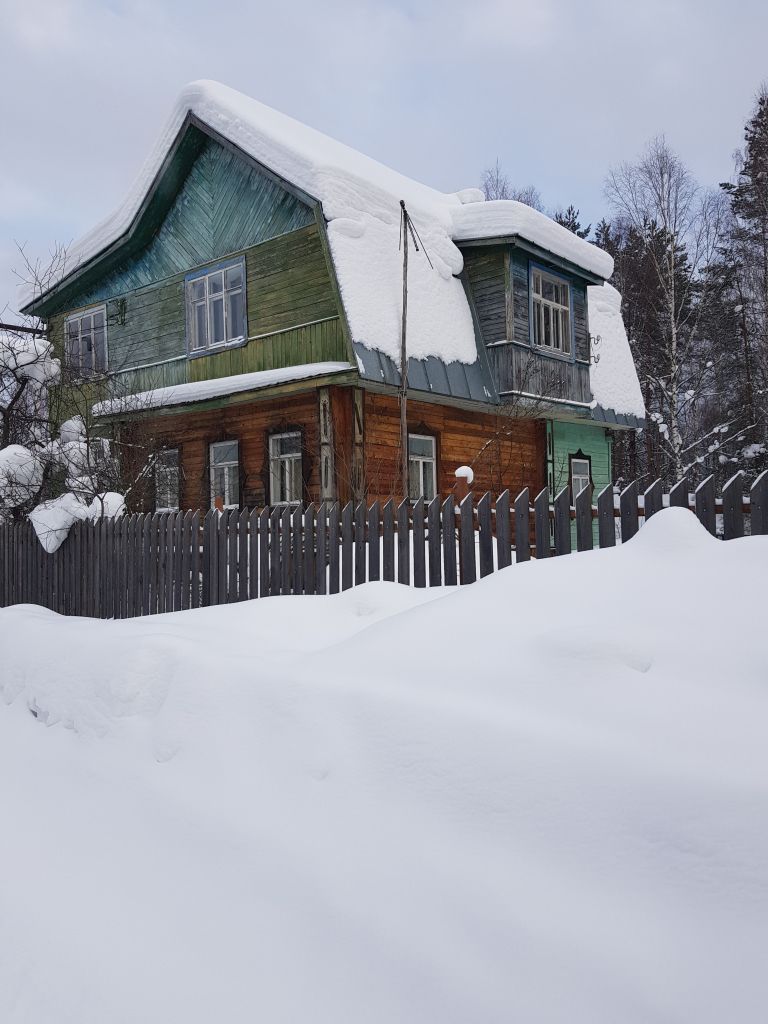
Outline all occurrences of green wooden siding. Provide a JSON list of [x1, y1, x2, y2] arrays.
[[62, 138, 315, 311], [548, 419, 612, 546]]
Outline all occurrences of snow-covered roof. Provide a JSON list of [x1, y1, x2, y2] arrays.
[[93, 362, 353, 418], [25, 80, 613, 371], [587, 284, 645, 421]]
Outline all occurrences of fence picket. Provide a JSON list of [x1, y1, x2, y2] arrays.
[[341, 502, 353, 590], [620, 481, 639, 542], [281, 506, 292, 595], [442, 496, 457, 586], [514, 488, 530, 563], [597, 485, 615, 548], [553, 487, 571, 556], [695, 476, 716, 535], [575, 485, 593, 552], [477, 492, 494, 578], [315, 503, 327, 595], [382, 500, 395, 583], [496, 490, 511, 570], [292, 505, 304, 595], [247, 509, 259, 600], [397, 498, 410, 586], [534, 488, 549, 559], [669, 477, 688, 509], [354, 503, 366, 587], [413, 498, 426, 588], [722, 471, 744, 540], [328, 503, 340, 594], [751, 471, 768, 535], [459, 494, 476, 585], [238, 508, 249, 601], [427, 496, 442, 586], [270, 510, 281, 596], [260, 508, 271, 597], [643, 479, 663, 520], [368, 501, 381, 582]]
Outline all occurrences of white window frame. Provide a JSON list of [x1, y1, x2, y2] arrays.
[[64, 306, 108, 375], [408, 433, 437, 501], [186, 258, 246, 355], [155, 448, 180, 513], [269, 431, 303, 506], [531, 269, 572, 356], [209, 441, 240, 510], [570, 456, 591, 499]]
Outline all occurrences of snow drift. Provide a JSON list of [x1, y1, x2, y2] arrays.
[[1, 509, 765, 1022]]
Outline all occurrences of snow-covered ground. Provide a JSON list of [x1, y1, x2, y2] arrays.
[[1, 509, 766, 1023]]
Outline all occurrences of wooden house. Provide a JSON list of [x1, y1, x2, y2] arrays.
[[21, 81, 644, 514]]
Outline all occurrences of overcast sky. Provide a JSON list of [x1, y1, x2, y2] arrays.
[[2, 0, 767, 320]]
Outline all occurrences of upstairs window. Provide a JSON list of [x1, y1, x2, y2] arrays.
[[570, 456, 591, 500], [210, 441, 240, 509], [65, 307, 107, 375], [408, 434, 437, 501], [155, 448, 180, 512], [532, 270, 571, 355], [269, 432, 303, 505], [186, 259, 246, 354]]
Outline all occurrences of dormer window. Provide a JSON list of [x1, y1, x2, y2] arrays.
[[186, 258, 246, 354], [532, 270, 571, 355]]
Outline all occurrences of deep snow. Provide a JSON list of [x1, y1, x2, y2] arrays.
[[1, 509, 766, 1023]]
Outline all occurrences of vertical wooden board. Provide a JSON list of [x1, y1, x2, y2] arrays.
[[596, 485, 615, 549], [191, 511, 202, 609], [225, 510, 237, 603], [442, 496, 457, 586], [141, 515, 151, 617], [93, 520, 102, 618], [165, 512, 176, 613], [427, 497, 442, 587], [397, 499, 411, 586], [459, 494, 476, 585], [619, 481, 639, 542], [303, 506, 316, 596], [179, 511, 191, 610], [292, 505, 304, 595], [751, 470, 768, 535], [413, 497, 426, 588], [247, 509, 259, 600], [669, 477, 689, 509], [495, 490, 511, 570], [722, 471, 744, 540], [514, 488, 530, 563], [695, 475, 716, 536], [368, 502, 381, 583], [341, 502, 353, 591], [575, 485, 593, 552], [643, 479, 663, 521], [382, 500, 395, 583], [102, 518, 112, 618], [354, 503, 366, 586], [260, 508, 271, 597], [328, 503, 340, 594], [270, 510, 281, 596], [280, 507, 292, 594], [553, 487, 572, 557], [534, 488, 550, 559], [477, 493, 494, 578], [201, 510, 213, 607], [315, 502, 327, 595], [174, 511, 184, 610], [219, 510, 230, 603]]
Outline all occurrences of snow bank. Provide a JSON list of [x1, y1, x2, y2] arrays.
[[24, 81, 613, 370], [1, 509, 766, 1022], [588, 282, 645, 419], [93, 361, 353, 417]]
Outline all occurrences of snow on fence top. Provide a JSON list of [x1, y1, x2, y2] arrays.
[[23, 81, 615, 372], [587, 284, 645, 419]]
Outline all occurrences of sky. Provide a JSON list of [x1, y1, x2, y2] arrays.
[[1, 0, 767, 321]]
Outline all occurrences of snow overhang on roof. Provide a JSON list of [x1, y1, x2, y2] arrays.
[[587, 283, 645, 424], [23, 81, 613, 377]]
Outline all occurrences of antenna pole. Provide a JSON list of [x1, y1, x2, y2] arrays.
[[399, 200, 409, 503]]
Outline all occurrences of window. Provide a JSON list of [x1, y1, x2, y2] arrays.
[[65, 307, 107, 375], [532, 270, 571, 355], [269, 432, 303, 505], [155, 449, 180, 512], [408, 434, 437, 500], [210, 441, 239, 509], [186, 259, 246, 353], [570, 456, 591, 500]]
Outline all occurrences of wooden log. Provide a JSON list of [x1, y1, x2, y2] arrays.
[[643, 479, 663, 520], [496, 489, 511, 570], [341, 502, 353, 591], [459, 494, 476, 585], [368, 501, 381, 582], [328, 503, 340, 594], [442, 495, 457, 586], [596, 484, 615, 548], [575, 484, 593, 552], [553, 487, 571, 556], [382, 500, 395, 583], [514, 488, 530, 563], [619, 481, 639, 542], [534, 488, 550, 559], [751, 470, 768, 535], [694, 475, 716, 536], [315, 502, 327, 595], [354, 502, 366, 586], [477, 492, 494, 578], [722, 471, 744, 540], [397, 498, 411, 586], [413, 497, 426, 588], [669, 477, 689, 509], [427, 496, 441, 587]]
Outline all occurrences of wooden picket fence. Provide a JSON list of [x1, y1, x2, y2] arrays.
[[0, 470, 766, 619]]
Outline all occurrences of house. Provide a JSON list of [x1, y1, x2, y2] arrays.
[[21, 81, 644, 514]]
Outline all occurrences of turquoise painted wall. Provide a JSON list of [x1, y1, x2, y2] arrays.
[[547, 419, 612, 545]]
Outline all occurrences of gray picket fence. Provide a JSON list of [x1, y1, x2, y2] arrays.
[[0, 470, 766, 619]]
